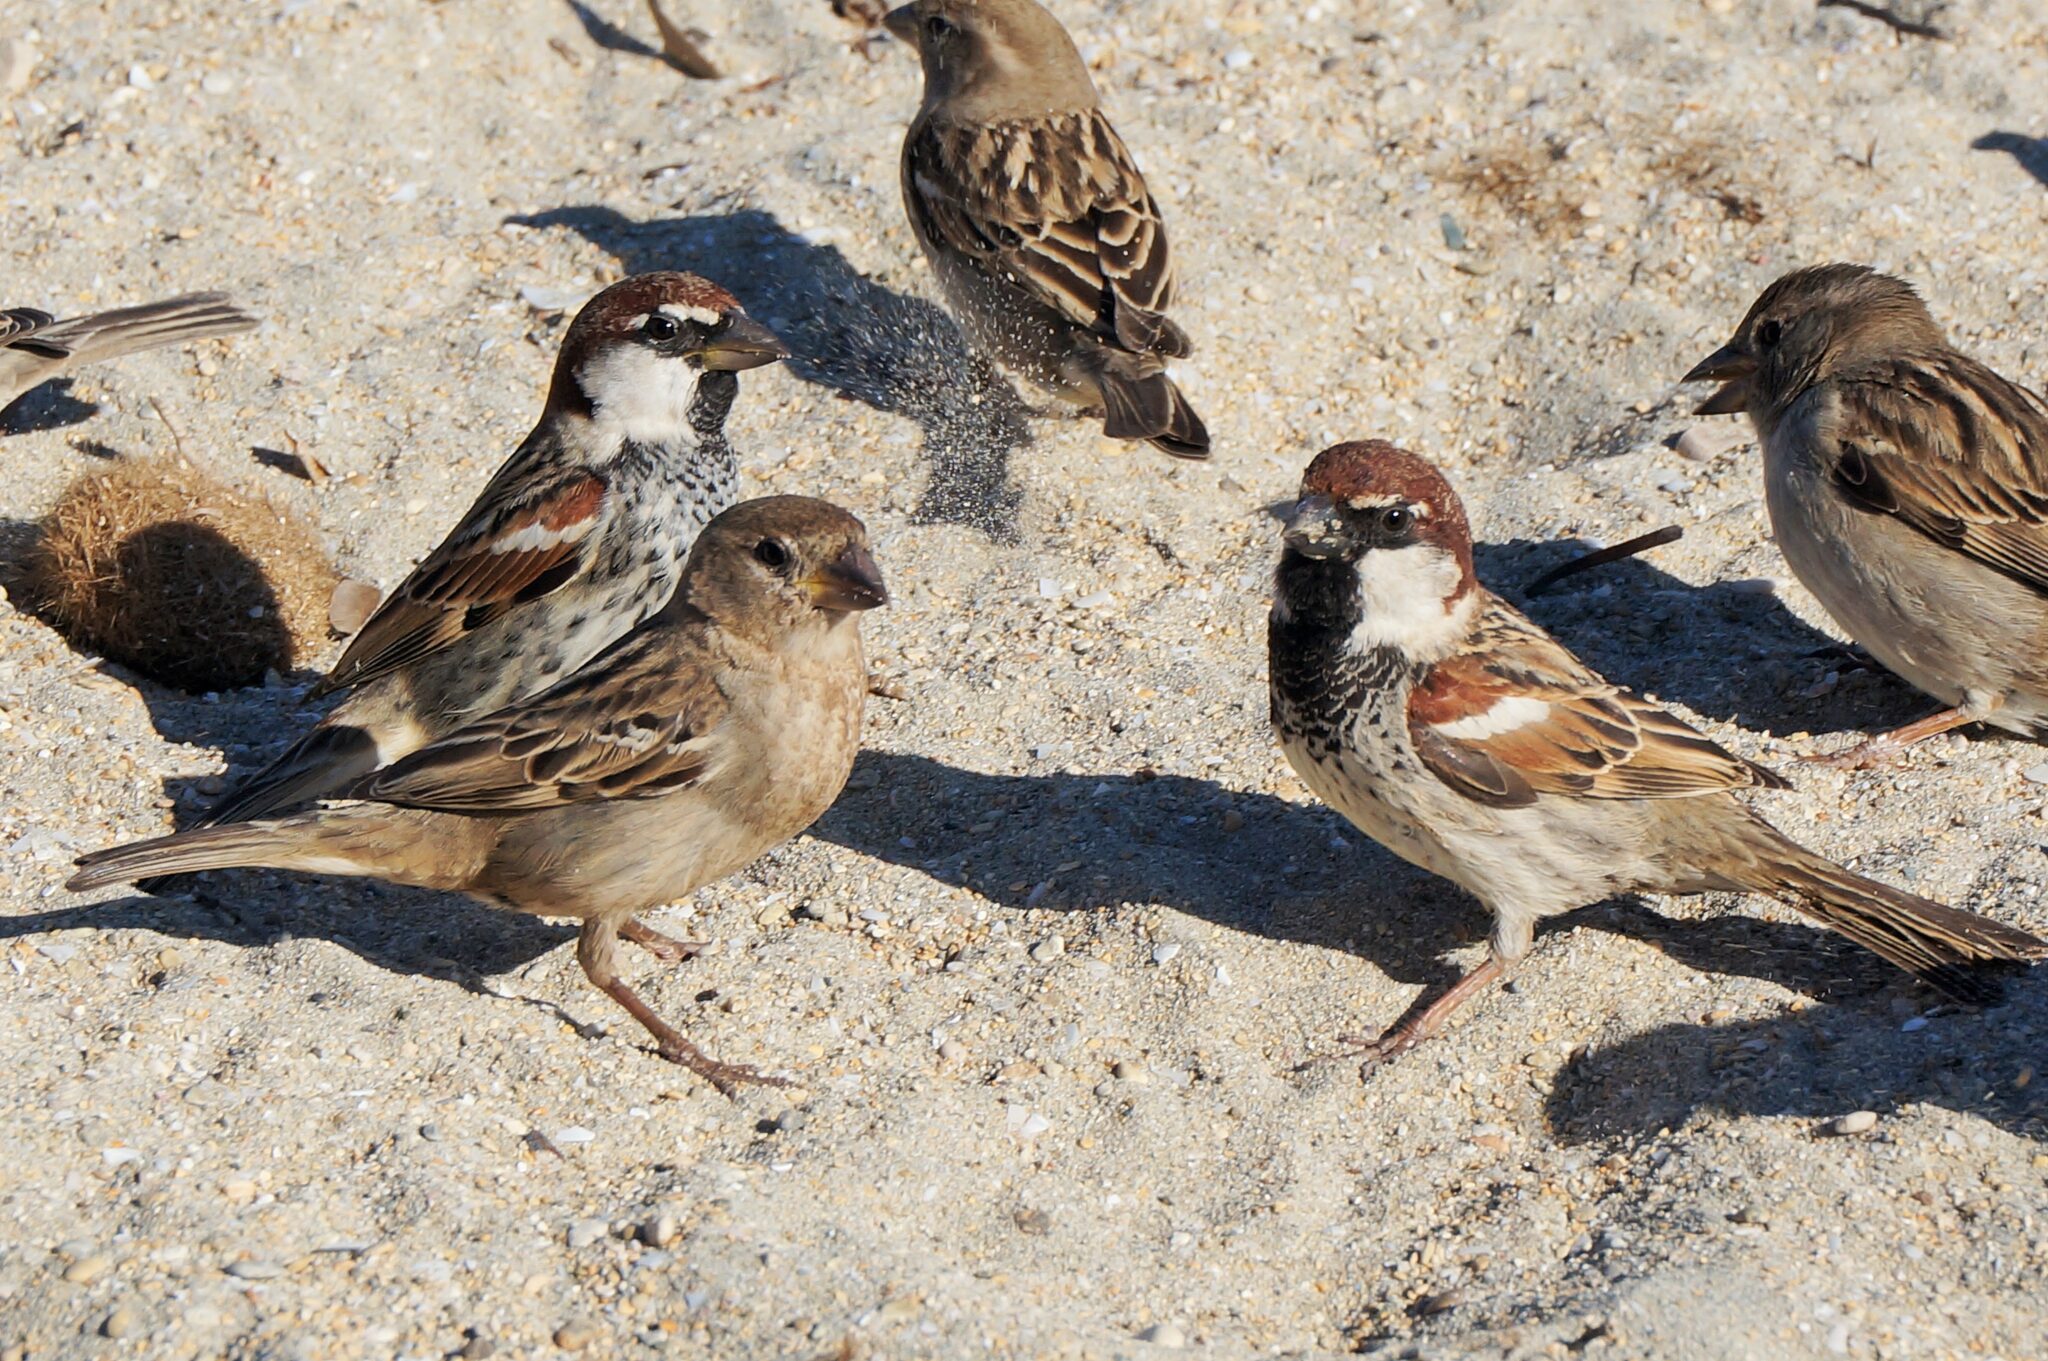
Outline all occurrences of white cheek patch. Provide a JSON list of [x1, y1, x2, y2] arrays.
[[660, 303, 725, 327], [579, 343, 704, 446], [1346, 544, 1475, 659], [1433, 694, 1549, 740]]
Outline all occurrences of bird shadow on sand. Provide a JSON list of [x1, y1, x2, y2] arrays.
[[816, 751, 1919, 992], [1972, 131, 2048, 188], [1, 379, 103, 437], [1543, 929, 2047, 1145], [562, 0, 664, 65], [506, 204, 1031, 537], [818, 750, 2044, 1137], [0, 878, 575, 993]]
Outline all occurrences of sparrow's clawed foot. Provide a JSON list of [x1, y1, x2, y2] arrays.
[[580, 920, 789, 1097], [593, 970, 791, 1097], [1802, 706, 1975, 769], [656, 1036, 793, 1098], [620, 917, 708, 963], [1328, 958, 1510, 1076]]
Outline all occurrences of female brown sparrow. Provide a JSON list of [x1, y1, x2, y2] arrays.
[[71, 496, 887, 1093], [884, 0, 1209, 458], [198, 273, 787, 826], [1268, 440, 2045, 1067], [2, 293, 255, 406], [1686, 264, 2048, 765]]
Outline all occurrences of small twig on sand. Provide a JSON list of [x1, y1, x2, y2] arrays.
[[147, 395, 186, 464], [1818, 0, 1947, 41], [1523, 525, 1683, 597]]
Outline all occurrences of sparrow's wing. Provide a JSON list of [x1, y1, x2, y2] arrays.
[[317, 458, 609, 695], [359, 617, 731, 812], [904, 110, 1187, 356], [1408, 598, 1787, 807], [1, 307, 63, 358], [1828, 354, 2048, 594], [24, 293, 256, 366]]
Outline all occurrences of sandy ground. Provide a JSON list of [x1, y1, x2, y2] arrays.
[[3, 0, 2047, 1356]]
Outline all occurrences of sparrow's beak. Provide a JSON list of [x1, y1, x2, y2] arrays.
[[882, 4, 917, 40], [1683, 341, 1757, 416], [806, 544, 890, 612], [1282, 494, 1350, 560], [693, 314, 790, 372]]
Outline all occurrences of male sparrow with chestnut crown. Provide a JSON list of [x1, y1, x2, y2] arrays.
[[72, 496, 887, 1093], [1687, 264, 2048, 765], [884, 0, 1209, 458], [199, 273, 787, 827], [2, 292, 255, 406], [1269, 441, 2044, 1066]]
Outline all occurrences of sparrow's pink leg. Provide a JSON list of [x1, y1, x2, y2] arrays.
[[620, 917, 706, 964], [1327, 957, 1509, 1074], [1805, 706, 1976, 769], [578, 921, 787, 1096]]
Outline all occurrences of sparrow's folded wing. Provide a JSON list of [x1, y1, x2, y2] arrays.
[[359, 621, 731, 812], [1, 307, 63, 358], [1829, 354, 2048, 595], [1409, 602, 1786, 807], [317, 464, 609, 695], [905, 110, 1186, 356], [28, 293, 256, 366]]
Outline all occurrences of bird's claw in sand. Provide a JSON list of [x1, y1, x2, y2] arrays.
[[620, 917, 707, 963]]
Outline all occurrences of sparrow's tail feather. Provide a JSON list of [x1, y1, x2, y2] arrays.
[[34, 293, 257, 366], [1744, 830, 2045, 1004], [1065, 343, 1211, 458], [69, 808, 478, 896], [132, 724, 387, 894], [200, 724, 386, 828]]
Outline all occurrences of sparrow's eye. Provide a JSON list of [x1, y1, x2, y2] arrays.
[[1756, 318, 1783, 349], [925, 13, 955, 38], [1379, 506, 1414, 536], [643, 315, 681, 343], [754, 538, 792, 572]]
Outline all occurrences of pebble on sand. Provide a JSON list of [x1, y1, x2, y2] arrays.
[[553, 1318, 602, 1351], [62, 1253, 113, 1285], [1824, 1111, 1879, 1137], [100, 1301, 147, 1340]]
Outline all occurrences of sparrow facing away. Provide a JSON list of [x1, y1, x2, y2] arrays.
[[1268, 441, 2045, 1067], [198, 273, 787, 828], [1686, 263, 2048, 766], [1, 293, 256, 406], [884, 0, 1209, 458], [71, 496, 888, 1092]]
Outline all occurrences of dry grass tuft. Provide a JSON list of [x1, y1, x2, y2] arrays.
[[1442, 121, 1772, 238], [1647, 135, 1768, 224], [16, 457, 337, 692], [1442, 136, 1590, 240]]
